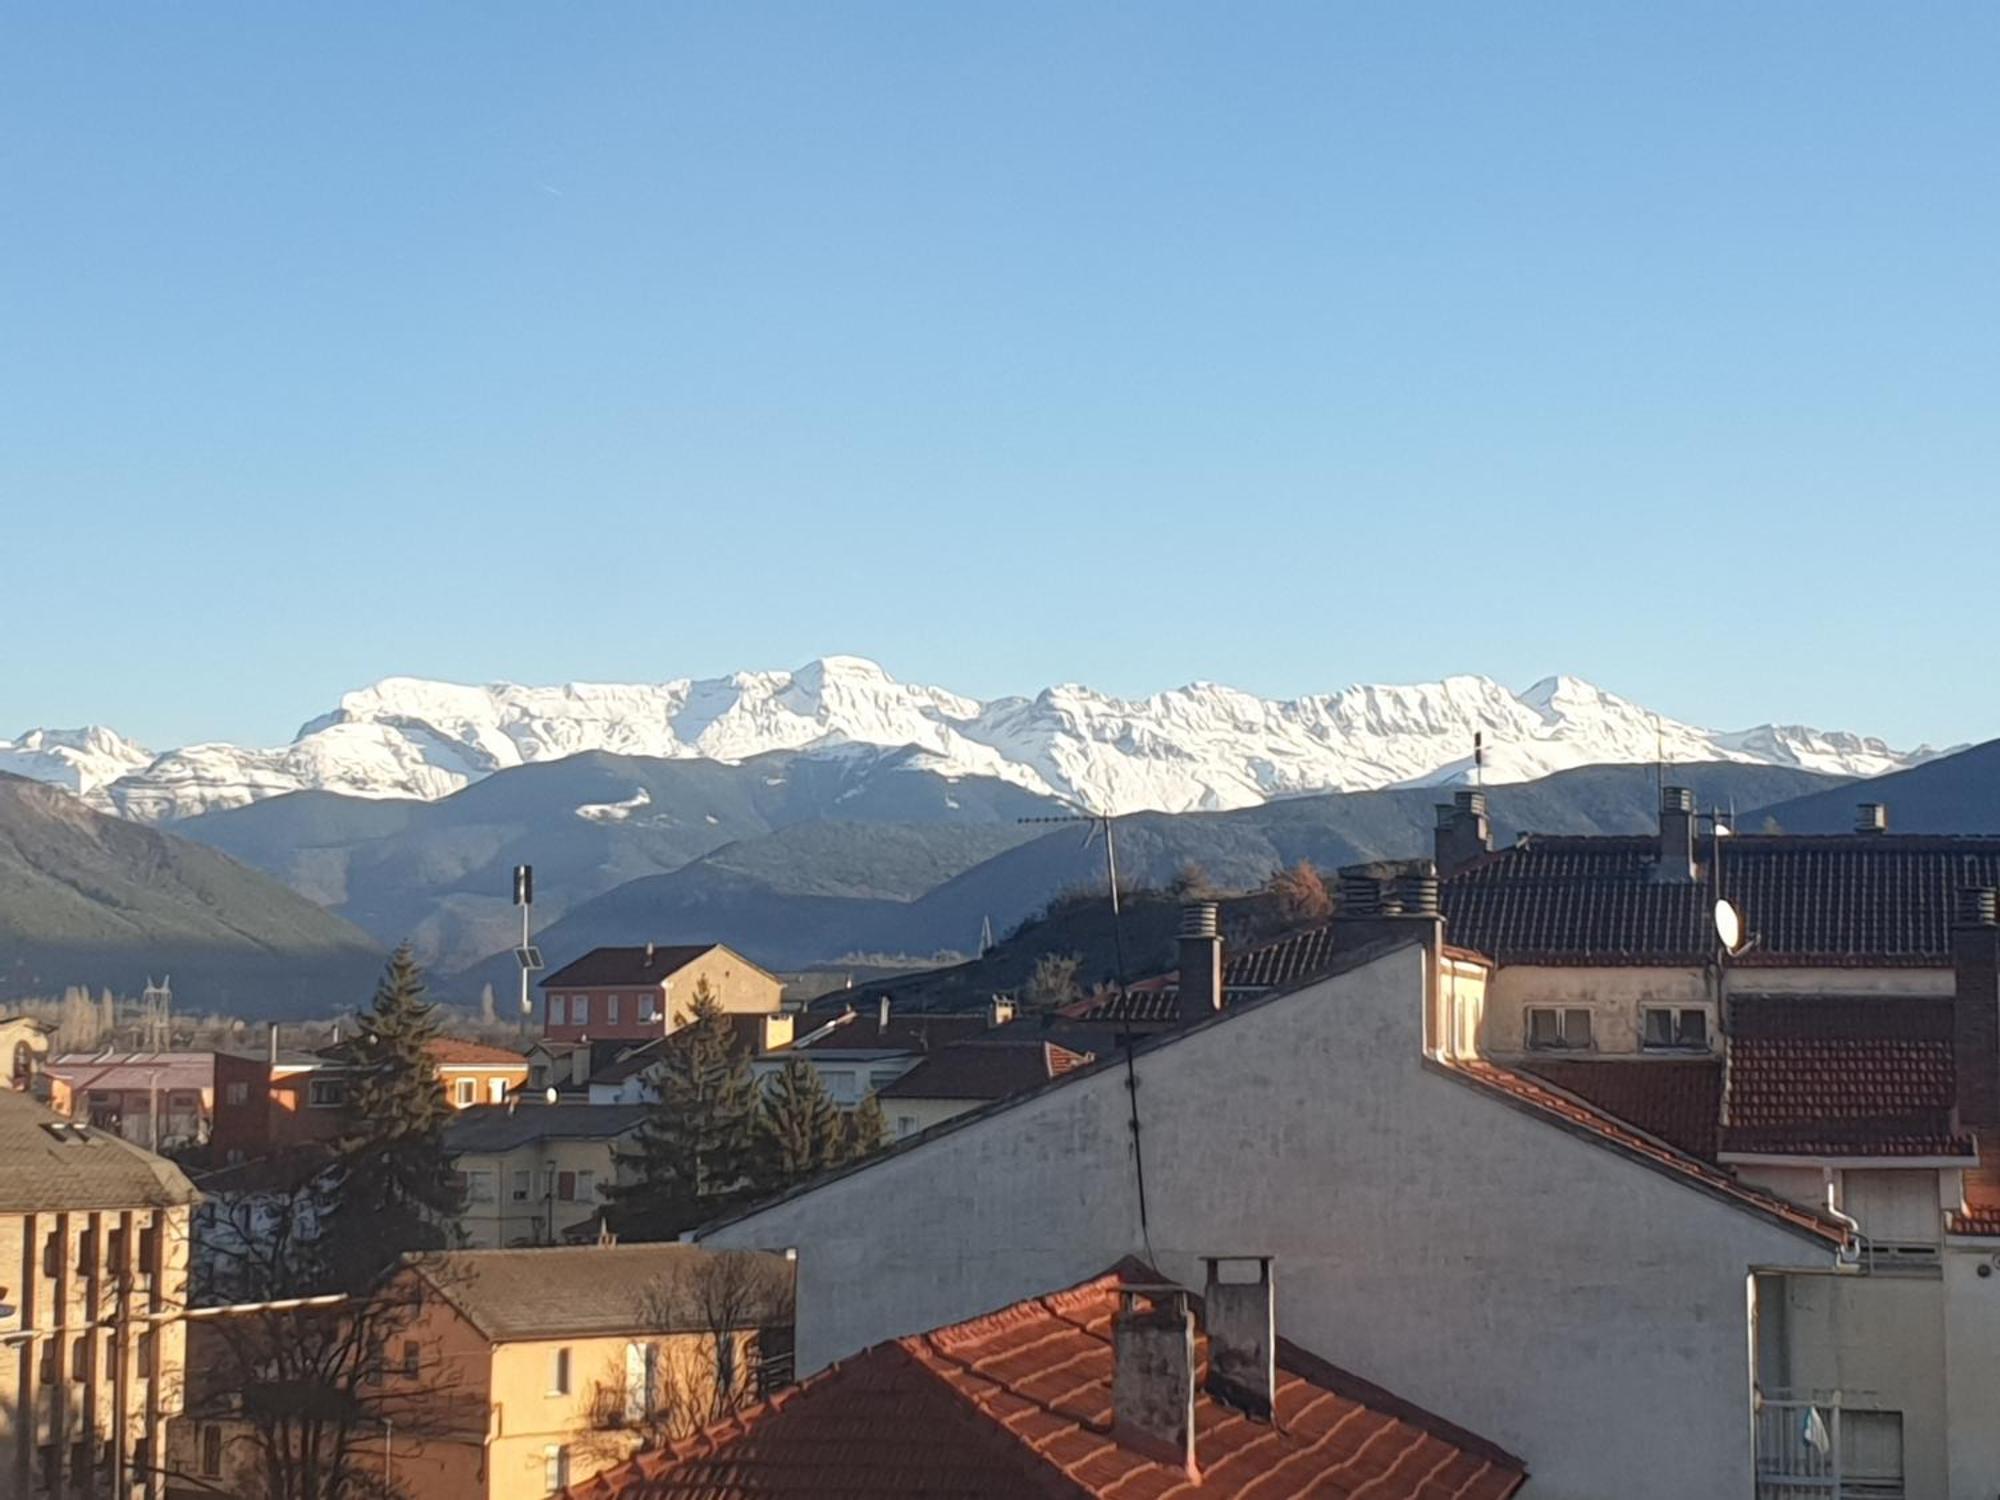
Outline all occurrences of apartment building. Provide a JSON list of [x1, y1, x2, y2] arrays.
[[0, 1087, 197, 1499], [442, 1105, 650, 1248], [538, 945, 781, 1046]]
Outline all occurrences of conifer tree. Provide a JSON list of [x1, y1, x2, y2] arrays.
[[612, 980, 758, 1237], [331, 945, 462, 1281], [753, 1055, 845, 1191], [843, 1091, 889, 1163]]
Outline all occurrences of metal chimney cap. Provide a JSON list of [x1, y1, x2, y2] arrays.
[[1660, 786, 1695, 814], [1855, 803, 1888, 834], [1178, 902, 1220, 939]]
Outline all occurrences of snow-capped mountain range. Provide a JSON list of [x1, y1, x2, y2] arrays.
[[1, 656, 1936, 824]]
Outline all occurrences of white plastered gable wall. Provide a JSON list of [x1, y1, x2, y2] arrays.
[[702, 942, 1841, 1500]]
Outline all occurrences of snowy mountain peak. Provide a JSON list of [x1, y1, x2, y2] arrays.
[[9, 658, 1937, 823]]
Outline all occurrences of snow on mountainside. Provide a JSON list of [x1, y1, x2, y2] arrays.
[[0, 727, 154, 798], [11, 656, 1933, 822]]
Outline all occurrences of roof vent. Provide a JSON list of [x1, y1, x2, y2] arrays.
[[1855, 803, 1888, 835], [1177, 902, 1219, 940], [1400, 873, 1440, 916], [1338, 873, 1381, 916], [1958, 888, 1997, 929], [1453, 789, 1487, 818]]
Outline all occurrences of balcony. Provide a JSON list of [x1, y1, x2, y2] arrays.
[[1754, 1396, 1904, 1500]]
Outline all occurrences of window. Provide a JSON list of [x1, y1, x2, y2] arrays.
[[549, 1346, 572, 1396], [43, 1229, 60, 1279], [1642, 1008, 1708, 1051], [607, 994, 620, 1025], [71, 1335, 88, 1380], [571, 995, 590, 1027], [575, 1169, 596, 1201], [1843, 1410, 1904, 1490], [512, 1169, 533, 1202], [137, 1331, 153, 1379], [543, 1444, 570, 1494], [639, 994, 658, 1024], [308, 1078, 346, 1108], [200, 1424, 224, 1478], [225, 1081, 249, 1106], [1525, 1007, 1594, 1052], [455, 1078, 476, 1106], [489, 1077, 508, 1104], [896, 1115, 918, 1139], [464, 1169, 496, 1204], [401, 1340, 420, 1378]]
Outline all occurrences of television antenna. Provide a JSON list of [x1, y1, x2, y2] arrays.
[[1018, 796, 1129, 991]]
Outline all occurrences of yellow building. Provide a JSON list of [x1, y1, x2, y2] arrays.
[[442, 1105, 652, 1248], [0, 1087, 197, 1499], [365, 1243, 793, 1500]]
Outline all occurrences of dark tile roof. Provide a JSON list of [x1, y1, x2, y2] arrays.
[[1069, 927, 1349, 1027], [0, 1088, 197, 1212], [541, 945, 722, 988], [587, 1017, 773, 1087], [792, 1009, 992, 1056], [1442, 834, 2000, 966], [876, 1041, 1092, 1102], [561, 1267, 1526, 1500], [1515, 1058, 1723, 1160], [1719, 995, 1972, 1158], [1435, 1059, 1847, 1247], [405, 1243, 792, 1342], [442, 1102, 652, 1154]]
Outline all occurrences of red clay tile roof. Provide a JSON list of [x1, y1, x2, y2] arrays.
[[541, 945, 722, 988], [876, 1041, 1093, 1102], [1442, 834, 2000, 966], [1719, 996, 1974, 1158], [426, 1038, 529, 1067], [561, 1269, 1527, 1500], [1436, 1058, 1848, 1248], [1516, 1058, 1723, 1160], [1952, 1164, 2000, 1236]]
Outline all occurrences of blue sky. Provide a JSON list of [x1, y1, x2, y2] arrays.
[[3, 4, 1995, 751]]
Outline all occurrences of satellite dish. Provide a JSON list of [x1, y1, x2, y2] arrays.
[[1714, 899, 1743, 954], [544, 1086, 559, 1106]]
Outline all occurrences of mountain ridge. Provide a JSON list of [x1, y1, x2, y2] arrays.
[[3, 656, 1936, 823]]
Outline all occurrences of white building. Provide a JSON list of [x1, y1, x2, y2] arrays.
[[697, 911, 1865, 1500]]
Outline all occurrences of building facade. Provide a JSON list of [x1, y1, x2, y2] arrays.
[[442, 1106, 650, 1248], [539, 946, 781, 1046], [0, 1088, 197, 1499]]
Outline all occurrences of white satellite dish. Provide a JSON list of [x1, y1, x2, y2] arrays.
[[544, 1086, 559, 1106], [1714, 899, 1743, 954]]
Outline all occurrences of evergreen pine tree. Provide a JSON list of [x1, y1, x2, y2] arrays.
[[753, 1055, 845, 1191], [330, 946, 462, 1282], [611, 980, 758, 1237], [843, 1091, 889, 1163]]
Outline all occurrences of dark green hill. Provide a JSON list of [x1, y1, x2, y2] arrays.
[[1746, 738, 2000, 834], [175, 746, 1065, 972], [0, 773, 383, 1015]]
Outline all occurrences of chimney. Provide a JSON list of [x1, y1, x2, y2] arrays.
[[1855, 802, 1888, 835], [877, 996, 892, 1035], [1433, 789, 1492, 876], [267, 1022, 279, 1066], [1953, 887, 2000, 1133], [1654, 786, 1696, 883], [1177, 902, 1223, 1026], [1202, 1257, 1275, 1420], [1112, 1285, 1199, 1478], [987, 996, 1016, 1029], [1331, 862, 1445, 956], [644, 941, 656, 966]]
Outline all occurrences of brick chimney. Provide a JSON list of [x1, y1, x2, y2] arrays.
[[1954, 887, 2000, 1134], [1177, 902, 1223, 1026], [1654, 786, 1696, 883], [1433, 790, 1492, 876], [1855, 802, 1888, 835], [1202, 1257, 1275, 1420], [1112, 1285, 1199, 1478]]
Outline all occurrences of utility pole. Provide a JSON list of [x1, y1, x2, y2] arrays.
[[513, 865, 542, 1039]]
